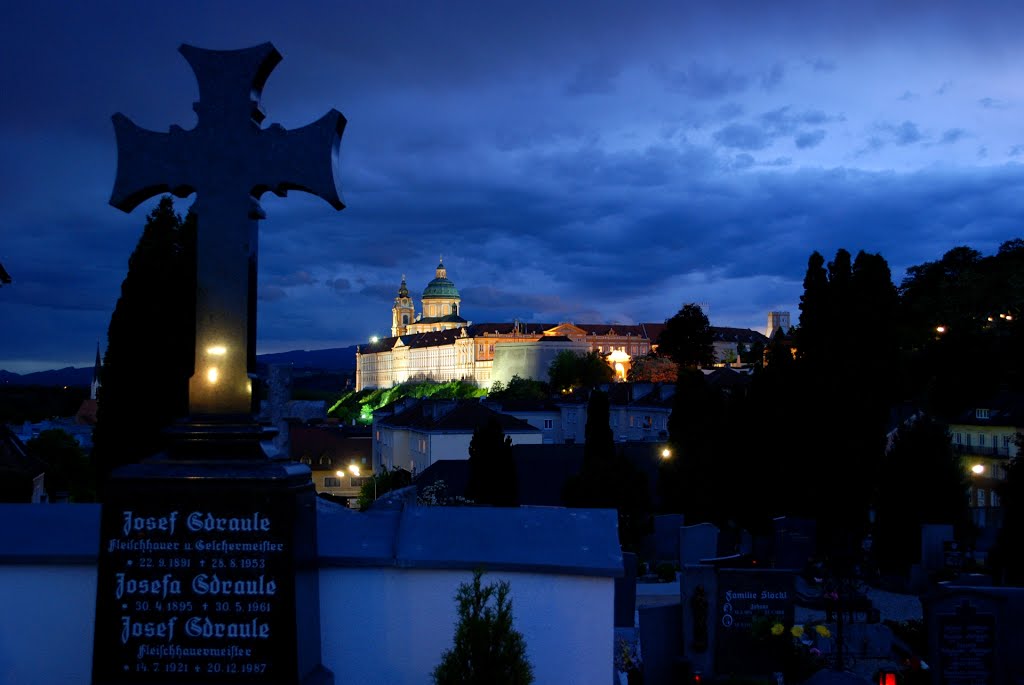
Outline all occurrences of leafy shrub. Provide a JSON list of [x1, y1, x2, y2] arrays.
[[433, 570, 533, 685]]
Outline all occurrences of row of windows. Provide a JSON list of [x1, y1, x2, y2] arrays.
[[323, 476, 363, 488], [952, 432, 1014, 448]]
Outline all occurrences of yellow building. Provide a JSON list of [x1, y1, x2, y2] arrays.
[[948, 395, 1023, 528]]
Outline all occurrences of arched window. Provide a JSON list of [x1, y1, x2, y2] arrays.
[[452, 303, 458, 315], [319, 456, 331, 466], [443, 304, 450, 315], [402, 313, 409, 324]]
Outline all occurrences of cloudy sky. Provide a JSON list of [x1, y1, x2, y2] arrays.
[[2, 1, 1024, 373]]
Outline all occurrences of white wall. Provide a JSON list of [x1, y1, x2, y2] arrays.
[[320, 567, 613, 685], [0, 564, 613, 685], [0, 565, 97, 685]]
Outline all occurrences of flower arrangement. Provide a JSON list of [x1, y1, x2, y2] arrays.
[[751, 617, 831, 683], [614, 636, 643, 684]]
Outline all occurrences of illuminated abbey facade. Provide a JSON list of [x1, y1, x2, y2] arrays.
[[355, 261, 660, 390], [355, 261, 769, 391]]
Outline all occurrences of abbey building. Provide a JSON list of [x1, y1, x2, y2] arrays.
[[355, 261, 768, 391]]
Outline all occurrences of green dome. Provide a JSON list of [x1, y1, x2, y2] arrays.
[[422, 260, 460, 299], [422, 275, 459, 299]]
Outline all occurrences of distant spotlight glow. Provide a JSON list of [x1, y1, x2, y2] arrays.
[[935, 326, 946, 334], [206, 367, 219, 384], [207, 345, 227, 356], [370, 336, 379, 343], [971, 464, 985, 475], [661, 448, 672, 459], [348, 464, 361, 477]]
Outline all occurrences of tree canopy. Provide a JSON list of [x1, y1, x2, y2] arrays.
[[547, 350, 614, 392], [658, 303, 714, 369]]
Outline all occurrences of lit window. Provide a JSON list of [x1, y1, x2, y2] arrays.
[[979, 434, 986, 447], [324, 477, 341, 488], [954, 432, 962, 444], [977, 489, 986, 507], [976, 408, 990, 419]]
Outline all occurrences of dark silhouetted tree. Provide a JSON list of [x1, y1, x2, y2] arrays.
[[658, 303, 714, 369], [466, 417, 518, 506], [92, 197, 196, 488], [27, 428, 95, 502], [564, 390, 649, 549], [873, 416, 970, 575]]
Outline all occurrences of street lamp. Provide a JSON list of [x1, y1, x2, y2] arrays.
[[971, 464, 985, 475], [347, 463, 377, 501], [661, 447, 672, 460]]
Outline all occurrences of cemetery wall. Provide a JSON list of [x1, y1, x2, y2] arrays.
[[0, 503, 618, 685]]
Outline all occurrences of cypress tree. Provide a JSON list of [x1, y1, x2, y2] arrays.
[[92, 197, 195, 487]]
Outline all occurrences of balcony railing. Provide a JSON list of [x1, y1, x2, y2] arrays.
[[952, 444, 1013, 457]]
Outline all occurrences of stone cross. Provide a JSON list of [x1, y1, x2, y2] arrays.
[[110, 43, 345, 416]]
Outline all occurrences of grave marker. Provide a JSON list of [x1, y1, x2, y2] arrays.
[[92, 42, 345, 685]]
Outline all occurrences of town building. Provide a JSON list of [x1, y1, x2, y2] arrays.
[[356, 262, 768, 390], [948, 393, 1023, 528], [372, 398, 542, 475]]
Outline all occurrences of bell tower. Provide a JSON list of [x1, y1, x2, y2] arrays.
[[392, 275, 415, 336]]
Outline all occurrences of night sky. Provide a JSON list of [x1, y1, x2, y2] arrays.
[[2, 2, 1023, 373]]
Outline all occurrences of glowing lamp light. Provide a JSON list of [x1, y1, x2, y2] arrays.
[[348, 464, 361, 477], [935, 326, 946, 334], [206, 345, 227, 356], [661, 448, 672, 459], [370, 336, 379, 344], [1007, 314, 1014, 321], [971, 464, 985, 475], [206, 367, 219, 384]]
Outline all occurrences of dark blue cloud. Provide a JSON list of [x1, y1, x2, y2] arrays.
[[653, 62, 750, 99], [713, 123, 771, 150], [978, 97, 1010, 110], [795, 130, 827, 149], [940, 128, 968, 144]]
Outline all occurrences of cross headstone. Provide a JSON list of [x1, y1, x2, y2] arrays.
[[93, 43, 343, 685], [110, 42, 345, 416]]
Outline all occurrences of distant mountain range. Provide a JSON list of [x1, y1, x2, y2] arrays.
[[0, 346, 358, 387]]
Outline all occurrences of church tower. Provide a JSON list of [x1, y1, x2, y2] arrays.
[[391, 275, 415, 337]]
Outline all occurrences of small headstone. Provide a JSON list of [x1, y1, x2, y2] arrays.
[[615, 552, 639, 627], [680, 522, 719, 565], [772, 516, 816, 570], [921, 523, 955, 574], [653, 514, 684, 562]]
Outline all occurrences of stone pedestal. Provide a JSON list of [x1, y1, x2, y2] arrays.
[[92, 423, 331, 685]]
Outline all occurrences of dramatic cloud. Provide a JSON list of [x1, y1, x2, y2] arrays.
[[2, 1, 1024, 371]]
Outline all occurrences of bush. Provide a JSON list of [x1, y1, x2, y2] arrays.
[[433, 570, 534, 685]]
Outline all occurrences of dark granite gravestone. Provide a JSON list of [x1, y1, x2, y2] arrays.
[[713, 568, 796, 677], [92, 43, 345, 685], [772, 516, 816, 570], [615, 552, 639, 628], [926, 590, 1006, 685]]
